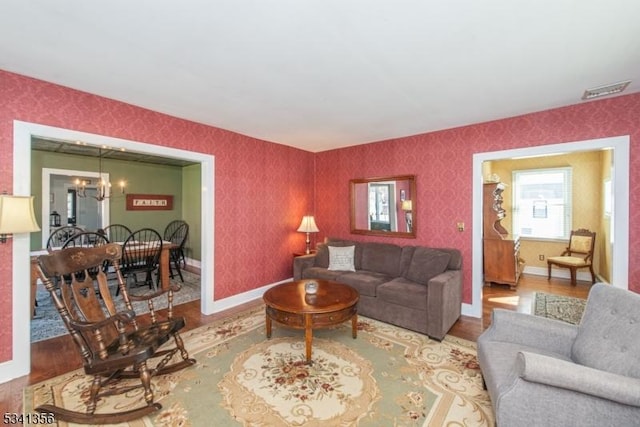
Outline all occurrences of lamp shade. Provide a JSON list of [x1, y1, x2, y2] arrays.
[[297, 215, 319, 233], [0, 195, 41, 234], [401, 200, 413, 211]]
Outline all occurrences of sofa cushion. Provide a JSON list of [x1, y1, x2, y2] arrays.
[[571, 284, 640, 379], [328, 245, 356, 271], [404, 248, 452, 285], [336, 270, 391, 297], [360, 242, 403, 276], [376, 277, 428, 311]]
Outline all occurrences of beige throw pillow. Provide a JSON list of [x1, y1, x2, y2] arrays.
[[328, 245, 356, 271]]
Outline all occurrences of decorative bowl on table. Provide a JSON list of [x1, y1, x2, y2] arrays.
[[304, 280, 318, 294]]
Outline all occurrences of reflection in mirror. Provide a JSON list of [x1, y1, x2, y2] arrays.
[[350, 175, 416, 238]]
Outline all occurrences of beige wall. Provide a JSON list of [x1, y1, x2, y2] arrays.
[[484, 149, 610, 279]]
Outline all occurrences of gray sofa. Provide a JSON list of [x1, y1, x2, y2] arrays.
[[293, 238, 463, 340], [477, 284, 640, 426]]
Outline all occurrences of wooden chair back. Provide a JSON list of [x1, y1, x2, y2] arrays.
[[61, 231, 112, 279], [36, 244, 132, 361], [565, 228, 596, 261]]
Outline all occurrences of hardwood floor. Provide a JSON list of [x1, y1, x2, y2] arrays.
[[0, 273, 591, 414], [448, 273, 591, 341]]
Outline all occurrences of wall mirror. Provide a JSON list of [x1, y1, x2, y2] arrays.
[[350, 174, 416, 238]]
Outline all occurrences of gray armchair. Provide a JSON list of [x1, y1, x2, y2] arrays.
[[477, 284, 640, 426]]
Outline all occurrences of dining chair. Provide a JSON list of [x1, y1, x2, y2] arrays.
[[547, 228, 597, 286], [167, 222, 189, 282], [46, 225, 84, 251], [119, 228, 163, 293], [62, 231, 110, 248], [163, 220, 187, 242], [103, 223, 133, 244]]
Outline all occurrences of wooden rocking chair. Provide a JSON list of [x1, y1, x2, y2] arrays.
[[35, 243, 196, 424]]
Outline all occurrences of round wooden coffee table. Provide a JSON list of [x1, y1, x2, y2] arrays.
[[263, 279, 359, 363]]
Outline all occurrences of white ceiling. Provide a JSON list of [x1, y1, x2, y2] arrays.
[[2, 1, 639, 153]]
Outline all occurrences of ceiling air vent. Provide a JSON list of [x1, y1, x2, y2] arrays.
[[582, 80, 631, 100]]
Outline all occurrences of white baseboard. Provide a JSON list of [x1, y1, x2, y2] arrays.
[[206, 278, 292, 313], [523, 265, 599, 283], [185, 257, 200, 270]]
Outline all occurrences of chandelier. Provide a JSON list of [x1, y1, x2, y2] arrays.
[[75, 148, 126, 202]]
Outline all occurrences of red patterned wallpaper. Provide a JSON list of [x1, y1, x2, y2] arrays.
[[315, 93, 640, 303], [0, 70, 314, 362], [1, 68, 639, 364]]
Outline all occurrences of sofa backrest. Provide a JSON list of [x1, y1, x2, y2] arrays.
[[360, 242, 404, 276], [319, 238, 462, 278], [433, 248, 463, 270], [571, 284, 640, 379]]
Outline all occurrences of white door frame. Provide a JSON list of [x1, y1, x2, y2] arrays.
[[3, 120, 215, 382], [463, 135, 630, 318]]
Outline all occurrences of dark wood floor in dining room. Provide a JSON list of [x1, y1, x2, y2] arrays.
[[0, 273, 592, 413]]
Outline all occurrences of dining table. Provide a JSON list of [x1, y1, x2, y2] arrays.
[[30, 240, 177, 319]]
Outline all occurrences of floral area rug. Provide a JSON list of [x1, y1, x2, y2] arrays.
[[24, 306, 494, 426], [30, 270, 201, 342], [533, 292, 587, 325]]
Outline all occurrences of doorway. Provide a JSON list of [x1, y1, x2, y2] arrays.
[[465, 135, 630, 318], [42, 168, 110, 246], [7, 120, 215, 382]]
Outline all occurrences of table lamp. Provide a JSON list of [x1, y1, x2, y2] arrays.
[[0, 195, 41, 243], [297, 215, 319, 254]]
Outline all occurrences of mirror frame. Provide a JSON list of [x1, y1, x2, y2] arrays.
[[350, 174, 417, 238]]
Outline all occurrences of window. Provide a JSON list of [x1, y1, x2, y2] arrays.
[[512, 167, 572, 239]]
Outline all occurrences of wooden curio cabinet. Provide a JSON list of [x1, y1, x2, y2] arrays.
[[483, 182, 523, 289]]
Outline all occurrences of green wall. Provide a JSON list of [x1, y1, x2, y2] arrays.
[[30, 150, 201, 262], [182, 164, 202, 260]]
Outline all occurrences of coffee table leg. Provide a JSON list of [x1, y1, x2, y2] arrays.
[[352, 313, 358, 338], [265, 312, 272, 339], [305, 314, 312, 363]]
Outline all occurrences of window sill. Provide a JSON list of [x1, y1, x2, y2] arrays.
[[518, 236, 568, 244]]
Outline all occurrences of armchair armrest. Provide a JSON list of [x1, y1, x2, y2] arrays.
[[516, 351, 640, 407], [293, 254, 316, 280], [69, 309, 136, 331], [480, 309, 578, 357], [128, 283, 181, 302]]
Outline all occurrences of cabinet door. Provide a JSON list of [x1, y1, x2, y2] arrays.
[[483, 239, 519, 287]]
